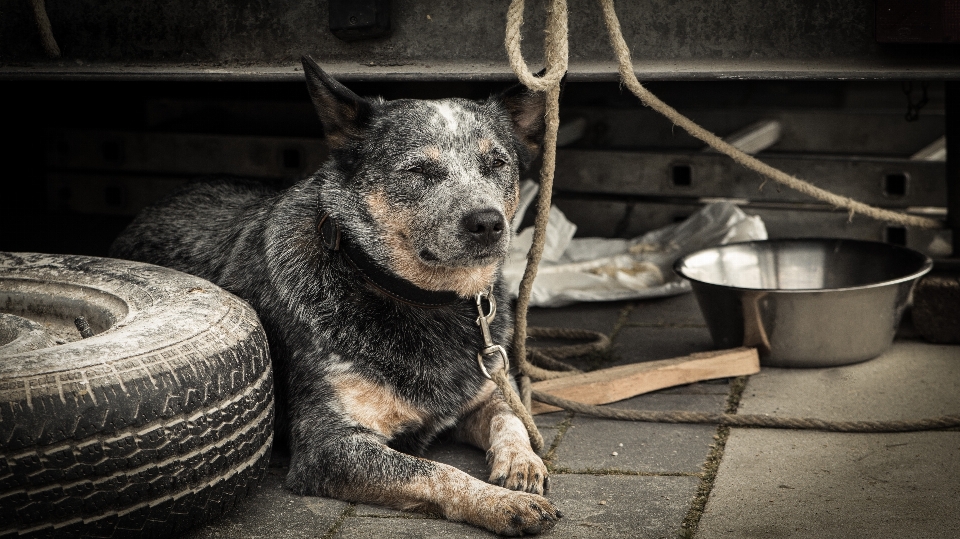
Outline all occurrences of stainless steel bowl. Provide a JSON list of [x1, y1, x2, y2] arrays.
[[674, 239, 933, 368]]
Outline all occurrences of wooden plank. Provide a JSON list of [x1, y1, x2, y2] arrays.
[[530, 347, 760, 415]]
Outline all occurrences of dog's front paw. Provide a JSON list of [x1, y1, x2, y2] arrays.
[[488, 444, 550, 495], [481, 489, 562, 536]]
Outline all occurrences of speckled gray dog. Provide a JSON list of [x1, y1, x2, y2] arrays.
[[111, 56, 561, 535]]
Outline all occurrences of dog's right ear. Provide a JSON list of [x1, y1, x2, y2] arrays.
[[301, 55, 372, 148]]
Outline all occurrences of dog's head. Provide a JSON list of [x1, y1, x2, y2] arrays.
[[303, 56, 546, 298]]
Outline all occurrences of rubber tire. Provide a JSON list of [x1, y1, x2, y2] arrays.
[[0, 253, 274, 539]]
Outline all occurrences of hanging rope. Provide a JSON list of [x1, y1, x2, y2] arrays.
[[29, 0, 61, 58], [594, 0, 941, 229], [497, 0, 956, 451], [487, 0, 569, 454], [508, 0, 568, 383]]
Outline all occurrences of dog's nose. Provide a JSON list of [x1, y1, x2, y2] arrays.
[[461, 209, 505, 246]]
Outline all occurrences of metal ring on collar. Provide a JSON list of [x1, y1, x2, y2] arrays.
[[477, 344, 510, 379]]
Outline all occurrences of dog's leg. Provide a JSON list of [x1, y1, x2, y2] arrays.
[[286, 432, 560, 536], [456, 380, 550, 495]]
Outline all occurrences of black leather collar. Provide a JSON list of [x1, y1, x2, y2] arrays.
[[318, 211, 461, 308]]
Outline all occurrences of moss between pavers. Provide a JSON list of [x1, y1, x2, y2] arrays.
[[548, 466, 698, 477], [320, 505, 356, 539], [355, 512, 441, 520], [543, 412, 576, 470], [609, 303, 635, 342], [678, 375, 749, 538], [678, 426, 731, 538]]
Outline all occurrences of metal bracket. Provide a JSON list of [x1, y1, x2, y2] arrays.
[[328, 0, 391, 42]]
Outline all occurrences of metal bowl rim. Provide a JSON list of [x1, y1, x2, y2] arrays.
[[673, 238, 934, 294]]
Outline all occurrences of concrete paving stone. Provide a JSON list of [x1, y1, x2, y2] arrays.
[[536, 409, 571, 429], [532, 419, 561, 432], [654, 380, 730, 396], [336, 515, 494, 538], [186, 465, 349, 539], [612, 326, 716, 366], [696, 341, 960, 538], [697, 429, 960, 539], [546, 473, 700, 539], [424, 439, 490, 479], [605, 391, 727, 415], [626, 293, 707, 327], [527, 301, 630, 335], [340, 474, 700, 539], [738, 341, 960, 421], [554, 393, 727, 473]]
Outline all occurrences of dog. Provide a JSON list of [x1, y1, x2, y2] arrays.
[[110, 56, 561, 536]]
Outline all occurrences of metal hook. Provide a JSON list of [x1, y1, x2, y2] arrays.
[[474, 286, 509, 378]]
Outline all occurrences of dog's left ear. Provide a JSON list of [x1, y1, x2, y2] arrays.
[[496, 83, 547, 169], [301, 55, 372, 148]]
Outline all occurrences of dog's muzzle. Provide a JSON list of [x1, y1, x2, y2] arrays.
[[461, 209, 506, 248]]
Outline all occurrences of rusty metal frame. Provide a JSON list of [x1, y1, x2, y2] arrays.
[[2, 0, 959, 81]]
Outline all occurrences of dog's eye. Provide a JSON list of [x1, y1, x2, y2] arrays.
[[406, 165, 425, 174], [491, 159, 506, 169]]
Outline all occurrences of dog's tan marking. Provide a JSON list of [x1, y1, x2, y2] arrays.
[[330, 373, 425, 438], [423, 146, 442, 160], [477, 138, 492, 153], [366, 191, 498, 298], [504, 182, 520, 222]]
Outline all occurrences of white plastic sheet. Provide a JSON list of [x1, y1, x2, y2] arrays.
[[503, 181, 768, 307]]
